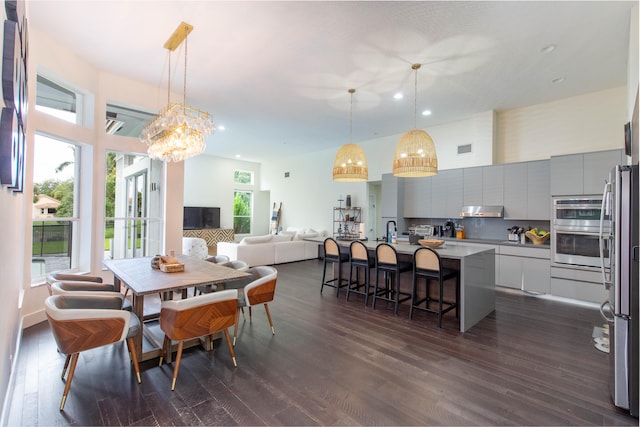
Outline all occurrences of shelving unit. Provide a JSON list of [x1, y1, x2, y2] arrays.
[[333, 206, 361, 240]]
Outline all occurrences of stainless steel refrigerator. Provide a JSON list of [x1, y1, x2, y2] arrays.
[[600, 164, 638, 417]]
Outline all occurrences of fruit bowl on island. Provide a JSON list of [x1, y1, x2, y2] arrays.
[[525, 230, 550, 245], [418, 239, 445, 248]]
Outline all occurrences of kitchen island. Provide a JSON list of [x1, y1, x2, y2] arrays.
[[310, 238, 496, 332]]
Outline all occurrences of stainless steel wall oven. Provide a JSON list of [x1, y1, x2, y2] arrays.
[[552, 196, 609, 269]]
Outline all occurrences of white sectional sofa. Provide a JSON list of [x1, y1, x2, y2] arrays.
[[217, 228, 326, 267]]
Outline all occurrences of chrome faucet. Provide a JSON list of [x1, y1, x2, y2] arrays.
[[386, 220, 396, 242]]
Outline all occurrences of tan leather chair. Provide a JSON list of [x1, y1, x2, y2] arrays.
[[159, 289, 238, 391], [232, 266, 278, 346], [45, 294, 142, 410]]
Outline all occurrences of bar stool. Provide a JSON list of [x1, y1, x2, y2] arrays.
[[372, 243, 412, 314], [346, 240, 376, 305], [410, 246, 459, 328], [321, 237, 349, 297]]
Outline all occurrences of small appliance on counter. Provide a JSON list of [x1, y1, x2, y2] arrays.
[[507, 226, 524, 242], [444, 221, 456, 238]]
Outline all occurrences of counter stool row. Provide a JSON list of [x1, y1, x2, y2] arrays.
[[321, 237, 460, 328]]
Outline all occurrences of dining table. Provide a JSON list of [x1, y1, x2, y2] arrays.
[[103, 255, 250, 362]]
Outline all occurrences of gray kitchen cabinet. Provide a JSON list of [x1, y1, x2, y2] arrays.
[[522, 257, 551, 293], [550, 149, 623, 196], [527, 160, 550, 220], [498, 254, 522, 289], [550, 154, 582, 195], [583, 150, 624, 195], [403, 177, 431, 218], [482, 165, 504, 206], [445, 169, 464, 218], [503, 160, 550, 220], [503, 163, 528, 219], [463, 167, 483, 206], [430, 172, 447, 218], [381, 173, 399, 217], [498, 245, 550, 292]]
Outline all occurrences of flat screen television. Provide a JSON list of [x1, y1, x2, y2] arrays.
[[183, 206, 220, 230]]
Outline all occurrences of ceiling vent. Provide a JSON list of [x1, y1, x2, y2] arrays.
[[457, 144, 472, 154]]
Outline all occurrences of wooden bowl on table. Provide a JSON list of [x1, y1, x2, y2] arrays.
[[418, 239, 445, 249]]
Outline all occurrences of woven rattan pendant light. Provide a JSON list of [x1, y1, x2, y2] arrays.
[[392, 64, 437, 177], [333, 88, 368, 182]]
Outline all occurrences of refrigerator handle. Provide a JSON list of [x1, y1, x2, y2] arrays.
[[600, 180, 612, 289], [600, 300, 615, 323]]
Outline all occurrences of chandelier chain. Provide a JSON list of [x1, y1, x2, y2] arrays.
[[183, 33, 187, 107]]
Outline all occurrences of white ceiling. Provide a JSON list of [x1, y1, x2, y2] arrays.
[[28, 1, 635, 163]]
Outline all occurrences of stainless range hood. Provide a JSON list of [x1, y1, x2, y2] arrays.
[[459, 205, 504, 218]]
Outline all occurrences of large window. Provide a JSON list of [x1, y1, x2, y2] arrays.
[[104, 151, 163, 260], [31, 134, 79, 279], [233, 190, 252, 234]]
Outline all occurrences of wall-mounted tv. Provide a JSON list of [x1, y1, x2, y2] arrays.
[[183, 206, 220, 230]]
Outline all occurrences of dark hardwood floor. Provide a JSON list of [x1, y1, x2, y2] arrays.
[[6, 259, 637, 426]]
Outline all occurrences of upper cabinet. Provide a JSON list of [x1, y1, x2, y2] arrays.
[[403, 176, 431, 218], [482, 165, 504, 206], [382, 173, 403, 218], [550, 149, 624, 196], [503, 160, 550, 220], [463, 165, 504, 207]]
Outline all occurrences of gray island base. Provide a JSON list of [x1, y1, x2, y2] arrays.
[[310, 238, 496, 332]]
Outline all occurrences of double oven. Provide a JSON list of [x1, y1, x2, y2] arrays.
[[552, 196, 609, 270]]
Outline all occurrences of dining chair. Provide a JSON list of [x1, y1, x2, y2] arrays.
[[205, 254, 230, 265], [372, 243, 413, 314], [45, 294, 142, 410], [232, 266, 278, 346], [321, 237, 349, 297], [346, 240, 376, 305], [410, 246, 459, 328], [49, 280, 132, 310], [46, 272, 104, 296], [159, 289, 238, 391]]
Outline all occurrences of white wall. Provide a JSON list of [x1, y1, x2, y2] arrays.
[[183, 155, 264, 235], [496, 87, 626, 163]]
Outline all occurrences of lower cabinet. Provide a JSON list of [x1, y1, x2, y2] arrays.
[[497, 245, 550, 293]]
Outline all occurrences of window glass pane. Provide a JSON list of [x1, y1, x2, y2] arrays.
[[233, 190, 252, 234], [32, 135, 78, 279], [234, 170, 253, 185], [35, 75, 77, 124], [105, 103, 156, 137]]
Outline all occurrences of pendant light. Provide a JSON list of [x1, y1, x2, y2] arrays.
[[333, 88, 368, 182], [140, 22, 215, 162], [392, 64, 437, 177]]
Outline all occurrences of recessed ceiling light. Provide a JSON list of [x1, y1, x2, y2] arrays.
[[393, 92, 403, 100], [218, 125, 225, 131], [235, 154, 241, 158], [552, 77, 565, 84], [422, 110, 432, 116], [540, 44, 556, 54]]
